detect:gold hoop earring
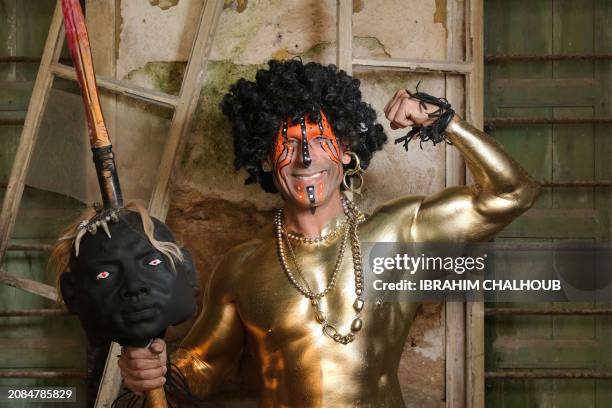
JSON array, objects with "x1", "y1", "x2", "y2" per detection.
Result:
[{"x1": 342, "y1": 151, "x2": 365, "y2": 195}]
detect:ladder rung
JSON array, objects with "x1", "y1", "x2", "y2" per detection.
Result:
[
  {"x1": 0, "y1": 270, "x2": 57, "y2": 301},
  {"x1": 0, "y1": 370, "x2": 86, "y2": 379},
  {"x1": 352, "y1": 57, "x2": 472, "y2": 75},
  {"x1": 0, "y1": 56, "x2": 43, "y2": 63},
  {"x1": 8, "y1": 244, "x2": 54, "y2": 252},
  {"x1": 0, "y1": 118, "x2": 25, "y2": 126},
  {"x1": 0, "y1": 309, "x2": 71, "y2": 317},
  {"x1": 50, "y1": 63, "x2": 180, "y2": 109},
  {"x1": 0, "y1": 56, "x2": 71, "y2": 64}
]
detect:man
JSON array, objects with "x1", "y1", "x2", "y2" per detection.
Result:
[{"x1": 118, "y1": 59, "x2": 540, "y2": 406}]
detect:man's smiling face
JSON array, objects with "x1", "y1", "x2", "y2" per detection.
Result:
[{"x1": 267, "y1": 112, "x2": 349, "y2": 210}]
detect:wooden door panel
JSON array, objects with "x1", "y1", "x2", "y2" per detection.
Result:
[
  {"x1": 485, "y1": 0, "x2": 612, "y2": 406},
  {"x1": 489, "y1": 79, "x2": 597, "y2": 107}
]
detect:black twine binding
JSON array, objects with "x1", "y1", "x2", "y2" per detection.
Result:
[{"x1": 394, "y1": 82, "x2": 455, "y2": 151}]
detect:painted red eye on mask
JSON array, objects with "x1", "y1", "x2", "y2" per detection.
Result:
[
  {"x1": 148, "y1": 259, "x2": 162, "y2": 266},
  {"x1": 96, "y1": 271, "x2": 110, "y2": 280}
]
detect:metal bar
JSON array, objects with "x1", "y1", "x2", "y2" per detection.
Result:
[
  {"x1": 0, "y1": 371, "x2": 86, "y2": 379},
  {"x1": 0, "y1": 118, "x2": 25, "y2": 126},
  {"x1": 0, "y1": 56, "x2": 41, "y2": 63},
  {"x1": 0, "y1": 270, "x2": 58, "y2": 301},
  {"x1": 352, "y1": 57, "x2": 472, "y2": 75},
  {"x1": 7, "y1": 244, "x2": 54, "y2": 252},
  {"x1": 541, "y1": 180, "x2": 612, "y2": 187},
  {"x1": 50, "y1": 62, "x2": 179, "y2": 109},
  {"x1": 0, "y1": 309, "x2": 71, "y2": 317},
  {"x1": 486, "y1": 308, "x2": 612, "y2": 316},
  {"x1": 486, "y1": 54, "x2": 612, "y2": 62},
  {"x1": 0, "y1": 56, "x2": 71, "y2": 64},
  {"x1": 485, "y1": 117, "x2": 612, "y2": 126},
  {"x1": 486, "y1": 371, "x2": 612, "y2": 380}
]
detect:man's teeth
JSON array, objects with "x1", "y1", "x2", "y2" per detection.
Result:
[{"x1": 295, "y1": 171, "x2": 323, "y2": 180}]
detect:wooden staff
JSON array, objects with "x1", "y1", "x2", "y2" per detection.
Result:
[
  {"x1": 61, "y1": 0, "x2": 123, "y2": 210},
  {"x1": 59, "y1": 1, "x2": 164, "y2": 407}
]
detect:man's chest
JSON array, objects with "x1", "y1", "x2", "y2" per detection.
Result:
[
  {"x1": 233, "y1": 218, "x2": 419, "y2": 341},
  {"x1": 235, "y1": 248, "x2": 417, "y2": 349}
]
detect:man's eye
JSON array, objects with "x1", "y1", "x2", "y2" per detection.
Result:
[
  {"x1": 148, "y1": 259, "x2": 162, "y2": 266},
  {"x1": 313, "y1": 137, "x2": 332, "y2": 147},
  {"x1": 96, "y1": 271, "x2": 110, "y2": 280}
]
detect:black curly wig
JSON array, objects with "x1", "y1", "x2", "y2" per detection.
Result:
[{"x1": 221, "y1": 58, "x2": 388, "y2": 193}]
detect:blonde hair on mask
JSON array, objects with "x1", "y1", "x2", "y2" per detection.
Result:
[{"x1": 49, "y1": 203, "x2": 184, "y2": 302}]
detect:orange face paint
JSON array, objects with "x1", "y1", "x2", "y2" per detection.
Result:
[{"x1": 271, "y1": 111, "x2": 341, "y2": 169}]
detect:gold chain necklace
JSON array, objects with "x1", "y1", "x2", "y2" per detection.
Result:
[
  {"x1": 283, "y1": 218, "x2": 348, "y2": 244},
  {"x1": 281, "y1": 222, "x2": 349, "y2": 299},
  {"x1": 274, "y1": 195, "x2": 366, "y2": 344}
]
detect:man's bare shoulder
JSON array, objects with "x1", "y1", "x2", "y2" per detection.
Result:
[
  {"x1": 369, "y1": 194, "x2": 425, "y2": 221},
  {"x1": 214, "y1": 223, "x2": 274, "y2": 282},
  {"x1": 361, "y1": 195, "x2": 426, "y2": 242}
]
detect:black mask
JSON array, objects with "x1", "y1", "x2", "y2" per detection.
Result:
[{"x1": 60, "y1": 210, "x2": 198, "y2": 347}]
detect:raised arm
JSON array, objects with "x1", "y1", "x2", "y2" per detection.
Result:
[{"x1": 384, "y1": 89, "x2": 540, "y2": 242}]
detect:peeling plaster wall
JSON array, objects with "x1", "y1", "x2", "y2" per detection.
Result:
[{"x1": 109, "y1": 1, "x2": 453, "y2": 406}]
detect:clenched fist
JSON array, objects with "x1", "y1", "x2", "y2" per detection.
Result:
[
  {"x1": 118, "y1": 338, "x2": 167, "y2": 394},
  {"x1": 384, "y1": 89, "x2": 439, "y2": 130}
]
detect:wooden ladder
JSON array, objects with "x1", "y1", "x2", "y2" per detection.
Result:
[
  {"x1": 0, "y1": 0, "x2": 224, "y2": 406},
  {"x1": 335, "y1": 1, "x2": 484, "y2": 407}
]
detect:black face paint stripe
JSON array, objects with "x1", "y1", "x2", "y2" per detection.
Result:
[
  {"x1": 300, "y1": 117, "x2": 312, "y2": 167},
  {"x1": 275, "y1": 120, "x2": 293, "y2": 173},
  {"x1": 306, "y1": 185, "x2": 316, "y2": 205}
]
